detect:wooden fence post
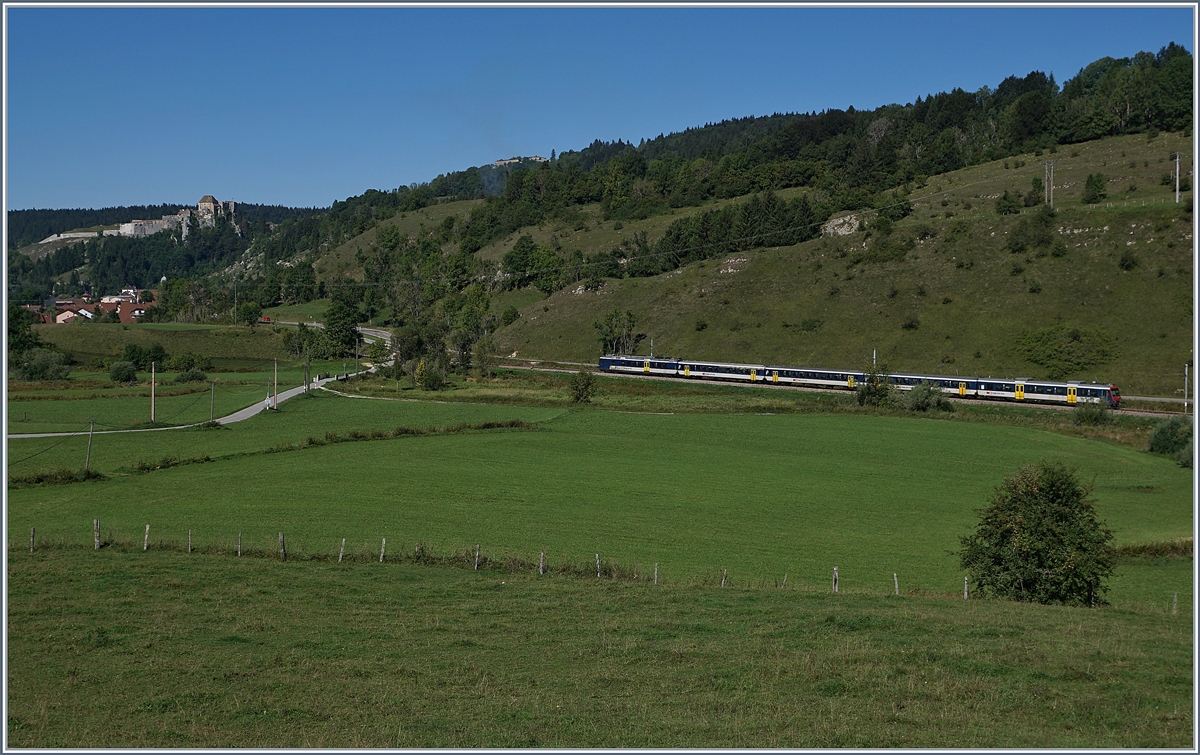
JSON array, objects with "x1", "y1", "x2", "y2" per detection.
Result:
[
  {"x1": 781, "y1": 573, "x2": 787, "y2": 589},
  {"x1": 380, "y1": 537, "x2": 386, "y2": 563},
  {"x1": 30, "y1": 527, "x2": 35, "y2": 554},
  {"x1": 894, "y1": 573, "x2": 899, "y2": 596},
  {"x1": 238, "y1": 531, "x2": 242, "y2": 557},
  {"x1": 94, "y1": 519, "x2": 100, "y2": 550},
  {"x1": 964, "y1": 576, "x2": 969, "y2": 600},
  {"x1": 474, "y1": 544, "x2": 480, "y2": 570},
  {"x1": 279, "y1": 532, "x2": 286, "y2": 561},
  {"x1": 721, "y1": 569, "x2": 727, "y2": 587},
  {"x1": 832, "y1": 566, "x2": 838, "y2": 593},
  {"x1": 539, "y1": 552, "x2": 545, "y2": 575},
  {"x1": 1173, "y1": 592, "x2": 1178, "y2": 615},
  {"x1": 188, "y1": 529, "x2": 192, "y2": 554},
  {"x1": 654, "y1": 563, "x2": 658, "y2": 585},
  {"x1": 596, "y1": 553, "x2": 601, "y2": 578},
  {"x1": 143, "y1": 524, "x2": 150, "y2": 551},
  {"x1": 338, "y1": 538, "x2": 345, "y2": 564}
]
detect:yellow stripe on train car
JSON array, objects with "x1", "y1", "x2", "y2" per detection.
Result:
[
  {"x1": 958, "y1": 382, "x2": 966, "y2": 396},
  {"x1": 773, "y1": 370, "x2": 778, "y2": 383},
  {"x1": 684, "y1": 365, "x2": 690, "y2": 377},
  {"x1": 750, "y1": 369, "x2": 757, "y2": 380},
  {"x1": 644, "y1": 360, "x2": 650, "y2": 373}
]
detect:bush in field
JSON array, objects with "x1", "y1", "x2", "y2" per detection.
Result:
[
  {"x1": 174, "y1": 368, "x2": 208, "y2": 384},
  {"x1": 164, "y1": 353, "x2": 212, "y2": 371},
  {"x1": 1072, "y1": 401, "x2": 1112, "y2": 426},
  {"x1": 959, "y1": 460, "x2": 1115, "y2": 606},
  {"x1": 1148, "y1": 415, "x2": 1192, "y2": 459},
  {"x1": 856, "y1": 365, "x2": 894, "y2": 407},
  {"x1": 109, "y1": 360, "x2": 138, "y2": 384},
  {"x1": 903, "y1": 381, "x2": 955, "y2": 412},
  {"x1": 13, "y1": 348, "x2": 71, "y2": 381},
  {"x1": 569, "y1": 367, "x2": 597, "y2": 403},
  {"x1": 413, "y1": 357, "x2": 446, "y2": 391}
]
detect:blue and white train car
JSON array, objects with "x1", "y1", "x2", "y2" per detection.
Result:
[
  {"x1": 763, "y1": 365, "x2": 864, "y2": 390},
  {"x1": 885, "y1": 372, "x2": 975, "y2": 396},
  {"x1": 674, "y1": 358, "x2": 766, "y2": 383},
  {"x1": 599, "y1": 355, "x2": 684, "y2": 377}
]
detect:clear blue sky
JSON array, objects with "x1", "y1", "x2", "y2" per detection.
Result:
[{"x1": 4, "y1": 5, "x2": 1194, "y2": 210}]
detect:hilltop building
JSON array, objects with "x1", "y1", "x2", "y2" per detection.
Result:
[
  {"x1": 492, "y1": 156, "x2": 549, "y2": 167},
  {"x1": 39, "y1": 195, "x2": 236, "y2": 244}
]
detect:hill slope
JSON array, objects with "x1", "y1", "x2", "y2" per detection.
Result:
[{"x1": 503, "y1": 133, "x2": 1193, "y2": 395}]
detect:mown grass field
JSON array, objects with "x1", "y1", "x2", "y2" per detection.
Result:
[
  {"x1": 4, "y1": 549, "x2": 1191, "y2": 748},
  {"x1": 6, "y1": 370, "x2": 1194, "y2": 747},
  {"x1": 8, "y1": 383, "x2": 1191, "y2": 597}
]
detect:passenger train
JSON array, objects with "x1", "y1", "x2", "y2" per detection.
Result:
[{"x1": 597, "y1": 355, "x2": 1122, "y2": 408}]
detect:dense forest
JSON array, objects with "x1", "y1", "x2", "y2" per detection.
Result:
[{"x1": 9, "y1": 43, "x2": 1191, "y2": 361}]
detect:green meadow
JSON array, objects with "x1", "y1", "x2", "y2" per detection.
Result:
[
  {"x1": 7, "y1": 362, "x2": 1193, "y2": 747},
  {"x1": 9, "y1": 385, "x2": 1191, "y2": 597},
  {"x1": 6, "y1": 549, "x2": 1192, "y2": 748}
]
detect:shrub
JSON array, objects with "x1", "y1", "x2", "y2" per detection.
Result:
[
  {"x1": 109, "y1": 360, "x2": 138, "y2": 384},
  {"x1": 501, "y1": 306, "x2": 521, "y2": 327},
  {"x1": 569, "y1": 367, "x2": 597, "y2": 403},
  {"x1": 856, "y1": 365, "x2": 893, "y2": 407},
  {"x1": 1177, "y1": 439, "x2": 1193, "y2": 468},
  {"x1": 1118, "y1": 250, "x2": 1139, "y2": 271},
  {"x1": 995, "y1": 189, "x2": 1022, "y2": 215},
  {"x1": 958, "y1": 460, "x2": 1115, "y2": 606},
  {"x1": 1081, "y1": 173, "x2": 1107, "y2": 204},
  {"x1": 1072, "y1": 401, "x2": 1111, "y2": 426},
  {"x1": 1148, "y1": 415, "x2": 1192, "y2": 457},
  {"x1": 413, "y1": 358, "x2": 446, "y2": 391},
  {"x1": 13, "y1": 348, "x2": 71, "y2": 380},
  {"x1": 174, "y1": 368, "x2": 208, "y2": 384},
  {"x1": 904, "y1": 381, "x2": 954, "y2": 412}
]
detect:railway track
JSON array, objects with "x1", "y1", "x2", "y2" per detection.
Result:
[{"x1": 496, "y1": 359, "x2": 1190, "y2": 417}]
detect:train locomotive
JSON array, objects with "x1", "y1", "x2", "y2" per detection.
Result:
[{"x1": 597, "y1": 355, "x2": 1122, "y2": 408}]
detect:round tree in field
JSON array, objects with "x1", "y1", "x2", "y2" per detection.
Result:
[{"x1": 958, "y1": 460, "x2": 1115, "y2": 606}]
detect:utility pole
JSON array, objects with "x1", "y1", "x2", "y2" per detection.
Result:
[
  {"x1": 85, "y1": 417, "x2": 95, "y2": 473},
  {"x1": 273, "y1": 358, "x2": 278, "y2": 410},
  {"x1": 210, "y1": 381, "x2": 215, "y2": 421},
  {"x1": 1174, "y1": 152, "x2": 1181, "y2": 203},
  {"x1": 1043, "y1": 160, "x2": 1055, "y2": 207},
  {"x1": 355, "y1": 338, "x2": 359, "y2": 378},
  {"x1": 150, "y1": 361, "x2": 156, "y2": 422},
  {"x1": 233, "y1": 281, "x2": 237, "y2": 324},
  {"x1": 1185, "y1": 363, "x2": 1189, "y2": 415}
]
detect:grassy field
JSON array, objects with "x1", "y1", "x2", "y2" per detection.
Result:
[
  {"x1": 6, "y1": 364, "x2": 1194, "y2": 747},
  {"x1": 34, "y1": 322, "x2": 293, "y2": 362},
  {"x1": 260, "y1": 299, "x2": 330, "y2": 323},
  {"x1": 6, "y1": 548, "x2": 1192, "y2": 747},
  {"x1": 6, "y1": 361, "x2": 350, "y2": 435},
  {"x1": 8, "y1": 384, "x2": 1191, "y2": 596}
]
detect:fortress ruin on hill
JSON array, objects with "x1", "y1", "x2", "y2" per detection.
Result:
[{"x1": 38, "y1": 195, "x2": 237, "y2": 244}]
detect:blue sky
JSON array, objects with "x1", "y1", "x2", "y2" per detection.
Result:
[{"x1": 4, "y1": 5, "x2": 1194, "y2": 210}]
